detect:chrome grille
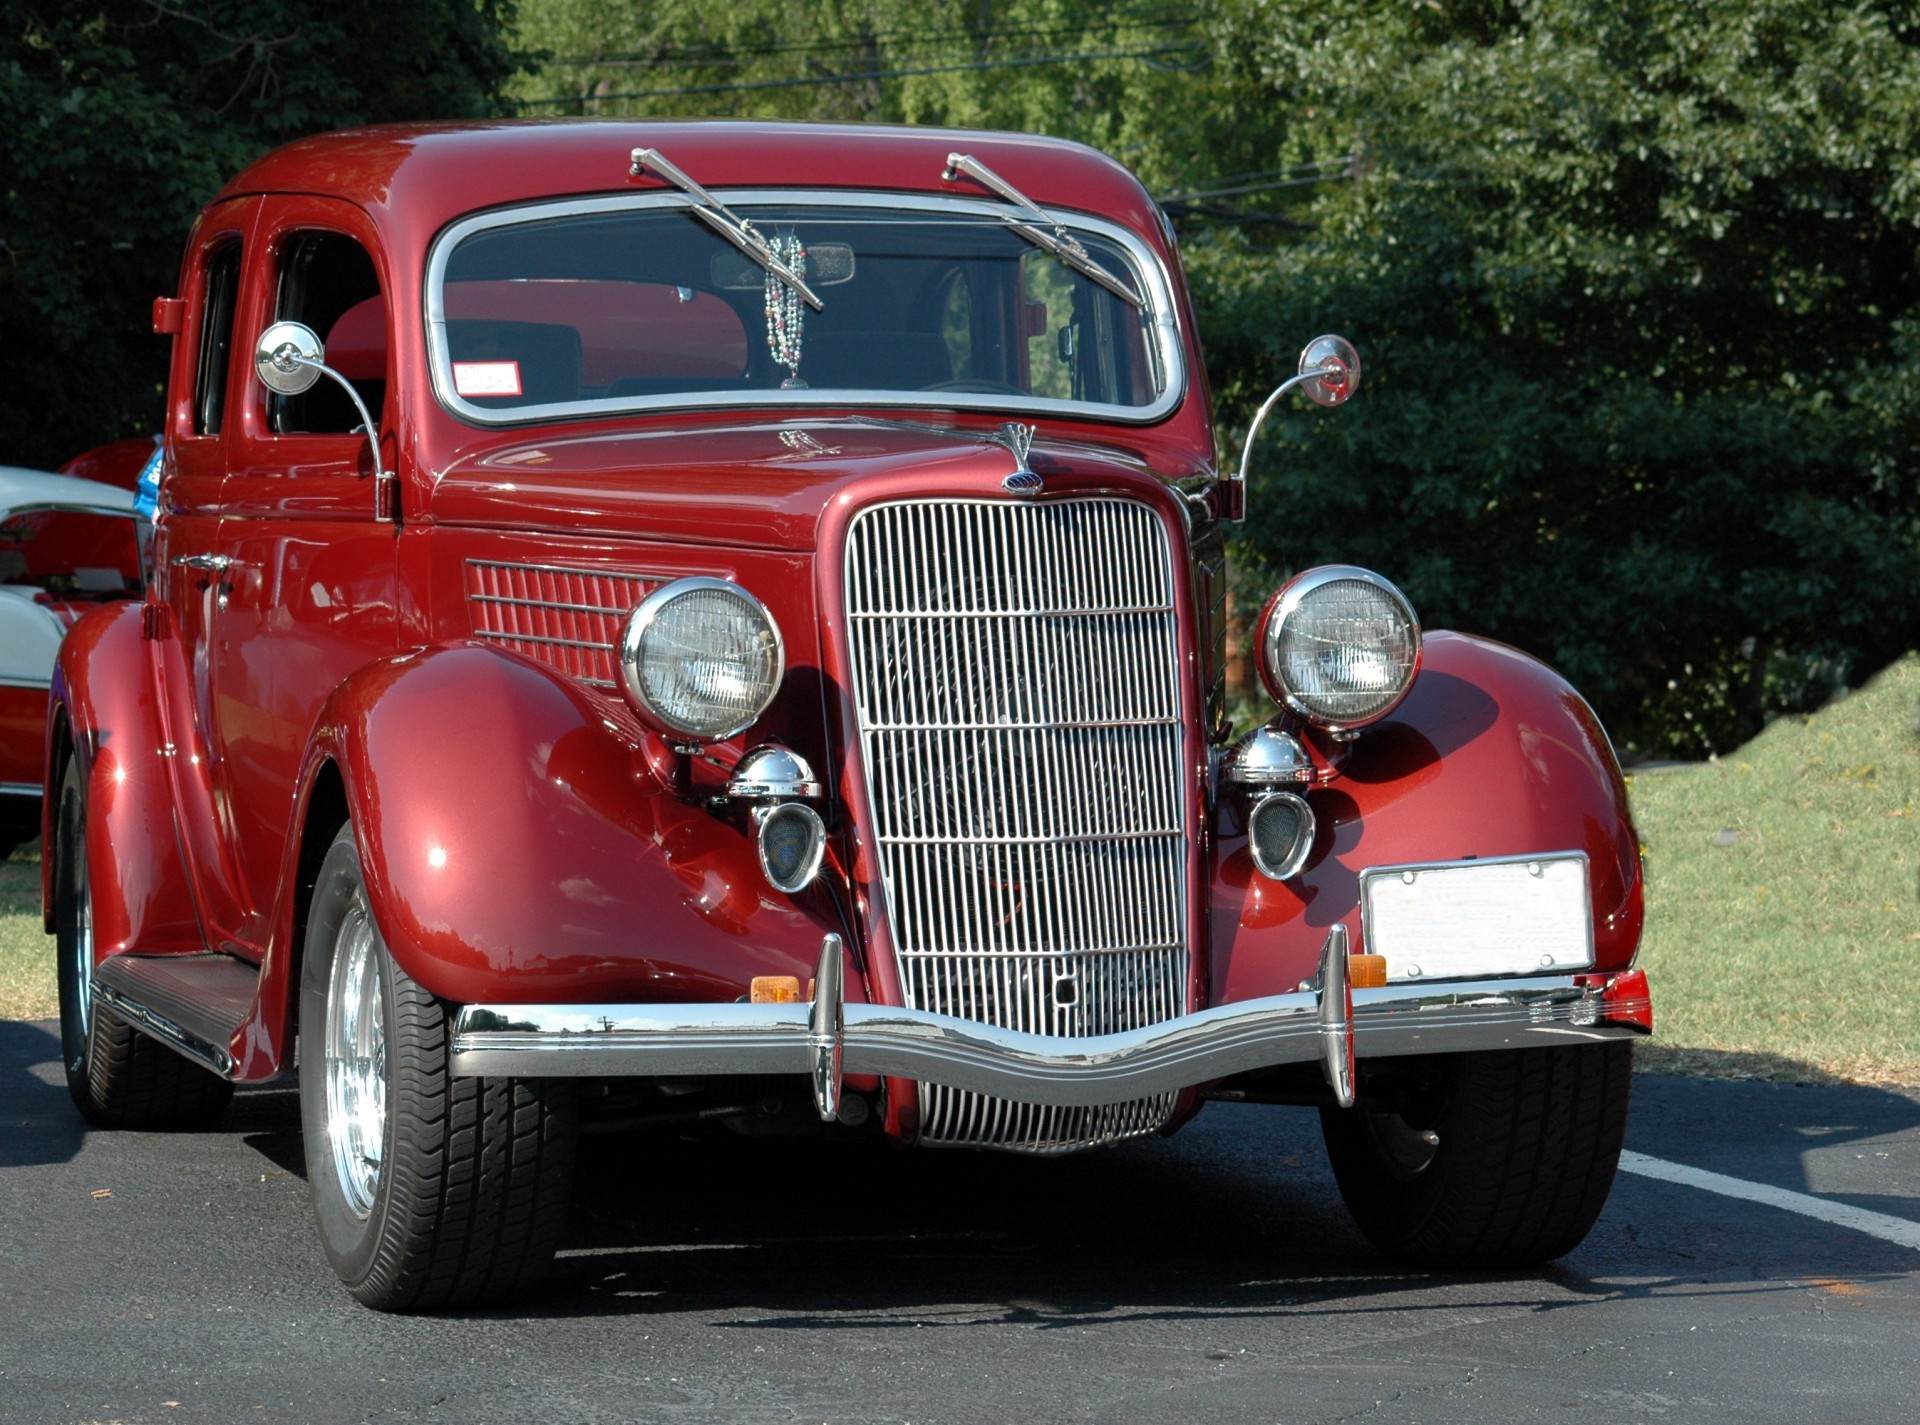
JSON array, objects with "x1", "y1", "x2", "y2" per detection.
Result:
[
  {"x1": 844, "y1": 498, "x2": 1190, "y2": 1153},
  {"x1": 465, "y1": 560, "x2": 655, "y2": 688}
]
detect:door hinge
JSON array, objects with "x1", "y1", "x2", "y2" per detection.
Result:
[{"x1": 141, "y1": 602, "x2": 171, "y2": 641}]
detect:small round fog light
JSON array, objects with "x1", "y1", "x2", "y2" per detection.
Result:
[
  {"x1": 756, "y1": 802, "x2": 826, "y2": 893},
  {"x1": 1247, "y1": 790, "x2": 1315, "y2": 881}
]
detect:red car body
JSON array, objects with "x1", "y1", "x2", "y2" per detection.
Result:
[{"x1": 48, "y1": 121, "x2": 1650, "y2": 1310}]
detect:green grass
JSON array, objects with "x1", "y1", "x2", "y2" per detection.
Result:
[
  {"x1": 0, "y1": 844, "x2": 50, "y2": 1022},
  {"x1": 4, "y1": 656, "x2": 1916, "y2": 1084},
  {"x1": 1630, "y1": 651, "x2": 1920, "y2": 1086}
]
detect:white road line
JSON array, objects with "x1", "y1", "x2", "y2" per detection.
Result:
[{"x1": 1619, "y1": 1150, "x2": 1920, "y2": 1253}]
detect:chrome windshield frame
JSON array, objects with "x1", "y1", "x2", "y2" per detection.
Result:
[{"x1": 423, "y1": 189, "x2": 1187, "y2": 429}]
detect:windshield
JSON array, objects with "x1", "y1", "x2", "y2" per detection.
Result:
[{"x1": 425, "y1": 193, "x2": 1182, "y2": 425}]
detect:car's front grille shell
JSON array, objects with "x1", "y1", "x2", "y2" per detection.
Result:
[{"x1": 842, "y1": 498, "x2": 1190, "y2": 1153}]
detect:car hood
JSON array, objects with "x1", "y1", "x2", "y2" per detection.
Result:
[{"x1": 428, "y1": 418, "x2": 1183, "y2": 552}]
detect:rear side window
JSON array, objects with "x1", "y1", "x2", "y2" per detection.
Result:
[
  {"x1": 271, "y1": 231, "x2": 385, "y2": 436},
  {"x1": 194, "y1": 242, "x2": 242, "y2": 436}
]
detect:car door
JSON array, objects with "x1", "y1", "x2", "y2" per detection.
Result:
[
  {"x1": 206, "y1": 197, "x2": 402, "y2": 939},
  {"x1": 152, "y1": 199, "x2": 260, "y2": 954}
]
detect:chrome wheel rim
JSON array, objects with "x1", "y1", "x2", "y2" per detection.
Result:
[
  {"x1": 324, "y1": 893, "x2": 386, "y2": 1219},
  {"x1": 74, "y1": 842, "x2": 93, "y2": 1047}
]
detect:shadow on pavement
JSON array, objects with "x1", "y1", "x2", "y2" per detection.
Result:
[
  {"x1": 0, "y1": 1017, "x2": 85, "y2": 1167},
  {"x1": 474, "y1": 1078, "x2": 1920, "y2": 1324}
]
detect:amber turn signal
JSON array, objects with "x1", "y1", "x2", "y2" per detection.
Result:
[
  {"x1": 750, "y1": 976, "x2": 801, "y2": 1004},
  {"x1": 1348, "y1": 954, "x2": 1388, "y2": 989}
]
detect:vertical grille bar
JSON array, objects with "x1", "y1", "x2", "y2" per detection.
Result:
[{"x1": 843, "y1": 499, "x2": 1190, "y2": 1153}]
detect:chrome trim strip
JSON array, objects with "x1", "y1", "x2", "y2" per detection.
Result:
[
  {"x1": 0, "y1": 674, "x2": 53, "y2": 690},
  {"x1": 449, "y1": 973, "x2": 1646, "y2": 1099},
  {"x1": 89, "y1": 981, "x2": 233, "y2": 1078},
  {"x1": 0, "y1": 781, "x2": 40, "y2": 798},
  {"x1": 471, "y1": 593, "x2": 636, "y2": 617},
  {"x1": 473, "y1": 629, "x2": 616, "y2": 653},
  {"x1": 424, "y1": 189, "x2": 1185, "y2": 428}
]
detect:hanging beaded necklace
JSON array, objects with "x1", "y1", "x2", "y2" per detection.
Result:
[{"x1": 763, "y1": 233, "x2": 808, "y2": 388}]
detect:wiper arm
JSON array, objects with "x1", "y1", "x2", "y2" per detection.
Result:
[
  {"x1": 630, "y1": 147, "x2": 824, "y2": 311},
  {"x1": 941, "y1": 152, "x2": 1144, "y2": 309}
]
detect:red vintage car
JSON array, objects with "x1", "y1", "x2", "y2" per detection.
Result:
[{"x1": 48, "y1": 121, "x2": 1651, "y2": 1311}]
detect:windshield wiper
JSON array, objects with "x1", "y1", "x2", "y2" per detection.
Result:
[
  {"x1": 940, "y1": 152, "x2": 1144, "y2": 309},
  {"x1": 630, "y1": 147, "x2": 824, "y2": 311}
]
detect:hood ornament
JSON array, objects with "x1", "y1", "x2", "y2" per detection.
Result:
[{"x1": 998, "y1": 422, "x2": 1042, "y2": 494}]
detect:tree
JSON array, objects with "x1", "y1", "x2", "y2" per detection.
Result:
[
  {"x1": 0, "y1": 1, "x2": 525, "y2": 471},
  {"x1": 1203, "y1": 0, "x2": 1920, "y2": 753}
]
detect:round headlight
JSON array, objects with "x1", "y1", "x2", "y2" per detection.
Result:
[
  {"x1": 619, "y1": 577, "x2": 784, "y2": 742},
  {"x1": 1258, "y1": 566, "x2": 1421, "y2": 730}
]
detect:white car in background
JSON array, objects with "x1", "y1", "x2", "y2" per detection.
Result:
[{"x1": 0, "y1": 465, "x2": 142, "y2": 858}]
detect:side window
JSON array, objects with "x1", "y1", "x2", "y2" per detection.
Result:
[
  {"x1": 194, "y1": 241, "x2": 242, "y2": 435},
  {"x1": 270, "y1": 231, "x2": 386, "y2": 435}
]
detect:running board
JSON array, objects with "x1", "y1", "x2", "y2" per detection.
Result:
[{"x1": 91, "y1": 953, "x2": 260, "y2": 1078}]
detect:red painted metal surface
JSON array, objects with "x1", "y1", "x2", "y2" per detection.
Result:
[
  {"x1": 56, "y1": 437, "x2": 154, "y2": 492},
  {"x1": 1211, "y1": 631, "x2": 1645, "y2": 1006},
  {"x1": 0, "y1": 686, "x2": 45, "y2": 790},
  {"x1": 44, "y1": 603, "x2": 203, "y2": 955}
]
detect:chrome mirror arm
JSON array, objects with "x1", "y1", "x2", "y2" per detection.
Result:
[
  {"x1": 255, "y1": 320, "x2": 396, "y2": 523},
  {"x1": 1227, "y1": 335, "x2": 1362, "y2": 524}
]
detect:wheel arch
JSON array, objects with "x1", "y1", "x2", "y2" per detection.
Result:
[{"x1": 288, "y1": 642, "x2": 845, "y2": 1010}]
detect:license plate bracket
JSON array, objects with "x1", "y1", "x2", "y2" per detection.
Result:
[{"x1": 1359, "y1": 852, "x2": 1593, "y2": 983}]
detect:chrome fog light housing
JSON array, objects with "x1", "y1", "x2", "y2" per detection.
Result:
[
  {"x1": 727, "y1": 744, "x2": 823, "y2": 800},
  {"x1": 1223, "y1": 727, "x2": 1313, "y2": 789},
  {"x1": 1258, "y1": 565, "x2": 1421, "y2": 731},
  {"x1": 755, "y1": 802, "x2": 827, "y2": 893},
  {"x1": 619, "y1": 577, "x2": 784, "y2": 742},
  {"x1": 1247, "y1": 790, "x2": 1315, "y2": 881}
]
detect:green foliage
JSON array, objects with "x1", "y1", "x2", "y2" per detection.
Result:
[
  {"x1": 1206, "y1": 0, "x2": 1920, "y2": 753},
  {"x1": 0, "y1": 1, "x2": 526, "y2": 471},
  {"x1": 510, "y1": 0, "x2": 1920, "y2": 753}
]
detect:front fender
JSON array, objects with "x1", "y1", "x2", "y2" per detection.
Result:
[
  {"x1": 1212, "y1": 631, "x2": 1644, "y2": 1004},
  {"x1": 310, "y1": 644, "x2": 850, "y2": 1007},
  {"x1": 45, "y1": 600, "x2": 201, "y2": 952}
]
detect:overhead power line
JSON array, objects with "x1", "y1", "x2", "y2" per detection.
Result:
[
  {"x1": 538, "y1": 8, "x2": 1198, "y2": 68},
  {"x1": 511, "y1": 43, "x2": 1208, "y2": 109}
]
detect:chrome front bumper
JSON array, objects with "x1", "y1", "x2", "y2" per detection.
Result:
[{"x1": 450, "y1": 929, "x2": 1652, "y2": 1118}]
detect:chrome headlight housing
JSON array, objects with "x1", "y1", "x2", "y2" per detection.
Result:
[
  {"x1": 1258, "y1": 565, "x2": 1421, "y2": 730},
  {"x1": 619, "y1": 577, "x2": 784, "y2": 742}
]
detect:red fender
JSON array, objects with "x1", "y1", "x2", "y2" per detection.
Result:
[
  {"x1": 302, "y1": 643, "x2": 853, "y2": 1010},
  {"x1": 45, "y1": 601, "x2": 202, "y2": 954},
  {"x1": 1211, "y1": 631, "x2": 1644, "y2": 1004}
]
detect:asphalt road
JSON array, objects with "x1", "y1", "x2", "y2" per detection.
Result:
[{"x1": 4, "y1": 1016, "x2": 1918, "y2": 1425}]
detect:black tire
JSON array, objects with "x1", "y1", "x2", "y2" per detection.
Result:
[
  {"x1": 1320, "y1": 1043, "x2": 1633, "y2": 1268},
  {"x1": 299, "y1": 824, "x2": 576, "y2": 1312},
  {"x1": 55, "y1": 758, "x2": 233, "y2": 1129}
]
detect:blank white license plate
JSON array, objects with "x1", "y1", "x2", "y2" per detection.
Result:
[{"x1": 1360, "y1": 853, "x2": 1593, "y2": 982}]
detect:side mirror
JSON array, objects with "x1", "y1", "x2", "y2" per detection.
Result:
[
  {"x1": 1297, "y1": 334, "x2": 1361, "y2": 408},
  {"x1": 254, "y1": 320, "x2": 327, "y2": 395},
  {"x1": 1227, "y1": 334, "x2": 1363, "y2": 520},
  {"x1": 251, "y1": 321, "x2": 395, "y2": 522}
]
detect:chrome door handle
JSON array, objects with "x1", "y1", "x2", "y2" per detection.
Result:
[{"x1": 171, "y1": 553, "x2": 239, "y2": 572}]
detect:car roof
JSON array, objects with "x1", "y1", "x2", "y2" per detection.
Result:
[
  {"x1": 0, "y1": 467, "x2": 138, "y2": 522},
  {"x1": 216, "y1": 120, "x2": 1169, "y2": 248}
]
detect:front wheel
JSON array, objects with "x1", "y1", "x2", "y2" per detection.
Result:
[
  {"x1": 299, "y1": 824, "x2": 576, "y2": 1311},
  {"x1": 1319, "y1": 1043, "x2": 1632, "y2": 1268}
]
